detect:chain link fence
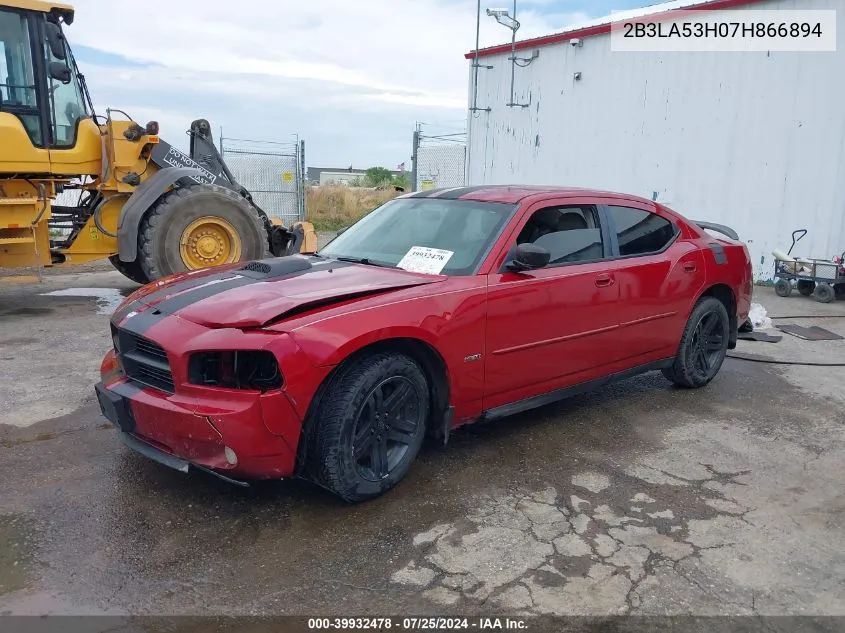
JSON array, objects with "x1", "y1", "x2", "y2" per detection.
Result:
[
  {"x1": 411, "y1": 124, "x2": 467, "y2": 191},
  {"x1": 220, "y1": 136, "x2": 306, "y2": 226}
]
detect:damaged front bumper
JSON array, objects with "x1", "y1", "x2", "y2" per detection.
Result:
[
  {"x1": 117, "y1": 431, "x2": 250, "y2": 487},
  {"x1": 94, "y1": 375, "x2": 301, "y2": 487}
]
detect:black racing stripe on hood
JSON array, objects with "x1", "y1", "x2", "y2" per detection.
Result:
[
  {"x1": 112, "y1": 270, "x2": 241, "y2": 323},
  {"x1": 115, "y1": 258, "x2": 351, "y2": 335},
  {"x1": 152, "y1": 275, "x2": 263, "y2": 315},
  {"x1": 118, "y1": 305, "x2": 170, "y2": 337},
  {"x1": 134, "y1": 271, "x2": 240, "y2": 307}
]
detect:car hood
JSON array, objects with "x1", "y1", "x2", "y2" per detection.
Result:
[{"x1": 116, "y1": 256, "x2": 445, "y2": 329}]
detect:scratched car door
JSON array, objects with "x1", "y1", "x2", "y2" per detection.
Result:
[{"x1": 483, "y1": 198, "x2": 622, "y2": 411}]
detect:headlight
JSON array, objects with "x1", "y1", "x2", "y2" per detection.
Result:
[{"x1": 188, "y1": 351, "x2": 283, "y2": 392}]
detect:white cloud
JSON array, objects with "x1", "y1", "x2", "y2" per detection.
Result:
[{"x1": 65, "y1": 0, "x2": 590, "y2": 165}]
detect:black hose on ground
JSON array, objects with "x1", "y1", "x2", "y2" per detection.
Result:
[
  {"x1": 769, "y1": 315, "x2": 845, "y2": 320},
  {"x1": 727, "y1": 353, "x2": 845, "y2": 367}
]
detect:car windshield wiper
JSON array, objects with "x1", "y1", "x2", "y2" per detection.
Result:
[{"x1": 333, "y1": 256, "x2": 393, "y2": 268}]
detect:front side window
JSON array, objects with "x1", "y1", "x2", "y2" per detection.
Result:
[
  {"x1": 0, "y1": 9, "x2": 41, "y2": 144},
  {"x1": 607, "y1": 206, "x2": 677, "y2": 256},
  {"x1": 319, "y1": 198, "x2": 517, "y2": 276},
  {"x1": 44, "y1": 28, "x2": 87, "y2": 147},
  {"x1": 515, "y1": 205, "x2": 605, "y2": 265}
]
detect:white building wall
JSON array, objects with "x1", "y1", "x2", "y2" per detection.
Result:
[{"x1": 466, "y1": 0, "x2": 845, "y2": 280}]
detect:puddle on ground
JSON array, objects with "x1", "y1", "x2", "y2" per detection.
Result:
[
  {"x1": 0, "y1": 514, "x2": 36, "y2": 596},
  {"x1": 39, "y1": 288, "x2": 125, "y2": 315},
  {"x1": 0, "y1": 307, "x2": 53, "y2": 319}
]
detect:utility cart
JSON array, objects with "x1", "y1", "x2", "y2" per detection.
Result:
[{"x1": 773, "y1": 230, "x2": 845, "y2": 303}]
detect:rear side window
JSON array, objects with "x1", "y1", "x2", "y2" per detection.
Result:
[{"x1": 607, "y1": 205, "x2": 677, "y2": 256}]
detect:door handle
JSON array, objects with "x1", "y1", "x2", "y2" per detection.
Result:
[
  {"x1": 683, "y1": 262, "x2": 697, "y2": 273},
  {"x1": 594, "y1": 274, "x2": 615, "y2": 288}
]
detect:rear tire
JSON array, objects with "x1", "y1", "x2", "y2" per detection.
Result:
[
  {"x1": 137, "y1": 184, "x2": 270, "y2": 280},
  {"x1": 108, "y1": 255, "x2": 150, "y2": 285},
  {"x1": 774, "y1": 279, "x2": 792, "y2": 297},
  {"x1": 662, "y1": 296, "x2": 730, "y2": 389},
  {"x1": 307, "y1": 352, "x2": 429, "y2": 502}
]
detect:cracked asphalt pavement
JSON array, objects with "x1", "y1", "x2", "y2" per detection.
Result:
[{"x1": 1, "y1": 269, "x2": 844, "y2": 618}]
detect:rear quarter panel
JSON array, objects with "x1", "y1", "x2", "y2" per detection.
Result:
[
  {"x1": 706, "y1": 241, "x2": 753, "y2": 323},
  {"x1": 658, "y1": 205, "x2": 752, "y2": 325}
]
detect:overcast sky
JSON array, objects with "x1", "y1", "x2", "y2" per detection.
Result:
[{"x1": 68, "y1": 0, "x2": 651, "y2": 169}]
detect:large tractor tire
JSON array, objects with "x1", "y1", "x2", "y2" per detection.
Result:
[
  {"x1": 137, "y1": 184, "x2": 270, "y2": 280},
  {"x1": 108, "y1": 255, "x2": 150, "y2": 285}
]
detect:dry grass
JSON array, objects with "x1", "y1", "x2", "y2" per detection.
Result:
[{"x1": 305, "y1": 185, "x2": 398, "y2": 231}]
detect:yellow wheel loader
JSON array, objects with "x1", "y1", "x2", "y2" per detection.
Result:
[{"x1": 0, "y1": 0, "x2": 316, "y2": 284}]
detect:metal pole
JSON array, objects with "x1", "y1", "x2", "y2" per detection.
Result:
[
  {"x1": 508, "y1": 0, "x2": 517, "y2": 106},
  {"x1": 471, "y1": 0, "x2": 481, "y2": 111},
  {"x1": 299, "y1": 139, "x2": 306, "y2": 222},
  {"x1": 411, "y1": 130, "x2": 420, "y2": 192},
  {"x1": 219, "y1": 126, "x2": 224, "y2": 155}
]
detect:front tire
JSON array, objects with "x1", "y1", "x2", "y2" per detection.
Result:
[
  {"x1": 137, "y1": 184, "x2": 270, "y2": 280},
  {"x1": 307, "y1": 353, "x2": 430, "y2": 502},
  {"x1": 662, "y1": 297, "x2": 730, "y2": 389}
]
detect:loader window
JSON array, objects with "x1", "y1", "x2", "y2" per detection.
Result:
[
  {"x1": 44, "y1": 33, "x2": 87, "y2": 148},
  {"x1": 0, "y1": 9, "x2": 42, "y2": 144}
]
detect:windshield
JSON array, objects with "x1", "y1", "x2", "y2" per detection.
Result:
[{"x1": 319, "y1": 197, "x2": 517, "y2": 276}]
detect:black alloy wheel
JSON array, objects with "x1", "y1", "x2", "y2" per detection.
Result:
[
  {"x1": 352, "y1": 376, "x2": 423, "y2": 482},
  {"x1": 663, "y1": 296, "x2": 730, "y2": 389},
  {"x1": 307, "y1": 352, "x2": 430, "y2": 502},
  {"x1": 688, "y1": 310, "x2": 726, "y2": 381}
]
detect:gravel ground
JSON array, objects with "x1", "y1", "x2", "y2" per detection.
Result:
[{"x1": 1, "y1": 270, "x2": 844, "y2": 623}]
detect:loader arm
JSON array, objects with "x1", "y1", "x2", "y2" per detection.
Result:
[{"x1": 116, "y1": 119, "x2": 307, "y2": 263}]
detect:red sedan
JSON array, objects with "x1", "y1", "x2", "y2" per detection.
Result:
[{"x1": 96, "y1": 186, "x2": 752, "y2": 501}]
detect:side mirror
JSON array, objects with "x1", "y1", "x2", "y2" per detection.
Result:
[
  {"x1": 45, "y1": 22, "x2": 66, "y2": 60},
  {"x1": 507, "y1": 243, "x2": 550, "y2": 271},
  {"x1": 48, "y1": 61, "x2": 71, "y2": 84}
]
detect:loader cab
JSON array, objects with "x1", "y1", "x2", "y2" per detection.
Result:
[{"x1": 0, "y1": 2, "x2": 95, "y2": 174}]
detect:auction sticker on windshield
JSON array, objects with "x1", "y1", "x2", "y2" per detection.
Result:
[{"x1": 397, "y1": 246, "x2": 454, "y2": 275}]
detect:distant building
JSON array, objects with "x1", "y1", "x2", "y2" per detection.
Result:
[{"x1": 307, "y1": 166, "x2": 404, "y2": 186}]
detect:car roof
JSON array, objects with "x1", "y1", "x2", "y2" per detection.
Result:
[{"x1": 400, "y1": 185, "x2": 655, "y2": 206}]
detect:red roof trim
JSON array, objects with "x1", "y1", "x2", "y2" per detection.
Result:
[{"x1": 464, "y1": 0, "x2": 765, "y2": 59}]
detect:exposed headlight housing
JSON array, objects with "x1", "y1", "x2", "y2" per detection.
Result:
[{"x1": 188, "y1": 351, "x2": 283, "y2": 392}]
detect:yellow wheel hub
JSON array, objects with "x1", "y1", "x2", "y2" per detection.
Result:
[{"x1": 179, "y1": 217, "x2": 243, "y2": 270}]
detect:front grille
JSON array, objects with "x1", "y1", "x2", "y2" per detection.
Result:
[
  {"x1": 135, "y1": 336, "x2": 169, "y2": 361},
  {"x1": 111, "y1": 324, "x2": 175, "y2": 393}
]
